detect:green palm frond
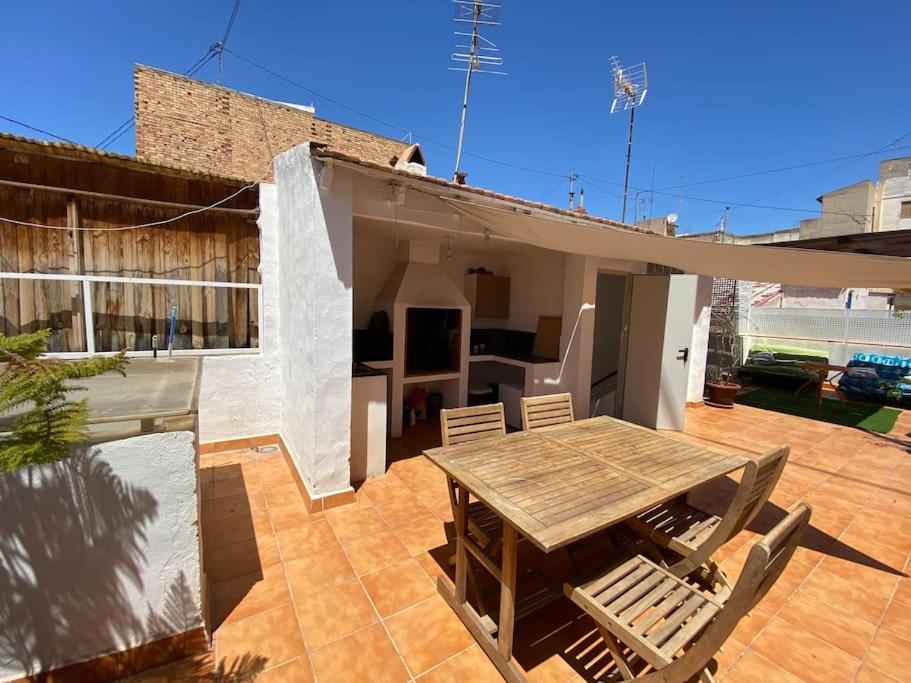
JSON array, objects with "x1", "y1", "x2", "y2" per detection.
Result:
[{"x1": 0, "y1": 330, "x2": 129, "y2": 473}]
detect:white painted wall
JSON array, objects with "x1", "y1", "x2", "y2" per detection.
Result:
[
  {"x1": 557, "y1": 255, "x2": 599, "y2": 418},
  {"x1": 686, "y1": 275, "x2": 713, "y2": 403},
  {"x1": 502, "y1": 248, "x2": 565, "y2": 332},
  {"x1": 275, "y1": 145, "x2": 354, "y2": 499},
  {"x1": 0, "y1": 432, "x2": 201, "y2": 680},
  {"x1": 197, "y1": 184, "x2": 282, "y2": 443}
]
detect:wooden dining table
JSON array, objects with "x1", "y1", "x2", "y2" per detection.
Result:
[{"x1": 423, "y1": 415, "x2": 747, "y2": 682}]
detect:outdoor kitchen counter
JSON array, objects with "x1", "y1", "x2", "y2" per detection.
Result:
[{"x1": 468, "y1": 352, "x2": 559, "y2": 368}]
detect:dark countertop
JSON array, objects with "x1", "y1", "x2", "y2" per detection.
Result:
[
  {"x1": 469, "y1": 352, "x2": 558, "y2": 365},
  {"x1": 353, "y1": 362, "x2": 386, "y2": 378}
]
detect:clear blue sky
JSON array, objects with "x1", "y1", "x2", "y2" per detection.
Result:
[{"x1": 2, "y1": 1, "x2": 909, "y2": 234}]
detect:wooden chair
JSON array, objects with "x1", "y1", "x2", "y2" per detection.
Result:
[
  {"x1": 439, "y1": 403, "x2": 507, "y2": 547},
  {"x1": 626, "y1": 444, "x2": 789, "y2": 579},
  {"x1": 520, "y1": 392, "x2": 575, "y2": 431},
  {"x1": 564, "y1": 503, "x2": 812, "y2": 681},
  {"x1": 439, "y1": 404, "x2": 508, "y2": 612}
]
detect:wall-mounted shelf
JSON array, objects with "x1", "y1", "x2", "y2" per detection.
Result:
[{"x1": 403, "y1": 371, "x2": 461, "y2": 384}]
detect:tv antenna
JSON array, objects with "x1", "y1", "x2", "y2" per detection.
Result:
[
  {"x1": 450, "y1": 0, "x2": 506, "y2": 183},
  {"x1": 568, "y1": 172, "x2": 580, "y2": 209},
  {"x1": 609, "y1": 56, "x2": 648, "y2": 224}
]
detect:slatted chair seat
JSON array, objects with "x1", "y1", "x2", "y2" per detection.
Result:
[
  {"x1": 565, "y1": 503, "x2": 812, "y2": 681},
  {"x1": 626, "y1": 444, "x2": 790, "y2": 579},
  {"x1": 567, "y1": 555, "x2": 724, "y2": 669},
  {"x1": 633, "y1": 501, "x2": 722, "y2": 555},
  {"x1": 521, "y1": 392, "x2": 575, "y2": 431}
]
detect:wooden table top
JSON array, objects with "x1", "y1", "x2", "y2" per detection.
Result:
[{"x1": 424, "y1": 415, "x2": 747, "y2": 552}]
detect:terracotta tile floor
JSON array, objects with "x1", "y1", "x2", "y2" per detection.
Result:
[{"x1": 128, "y1": 404, "x2": 911, "y2": 682}]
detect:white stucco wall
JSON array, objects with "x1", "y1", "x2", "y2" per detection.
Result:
[
  {"x1": 198, "y1": 184, "x2": 282, "y2": 443},
  {"x1": 0, "y1": 432, "x2": 202, "y2": 680},
  {"x1": 275, "y1": 145, "x2": 354, "y2": 499},
  {"x1": 502, "y1": 248, "x2": 566, "y2": 332}
]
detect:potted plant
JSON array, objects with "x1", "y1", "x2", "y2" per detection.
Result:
[{"x1": 705, "y1": 304, "x2": 741, "y2": 408}]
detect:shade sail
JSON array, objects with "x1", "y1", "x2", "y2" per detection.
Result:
[{"x1": 449, "y1": 201, "x2": 911, "y2": 289}]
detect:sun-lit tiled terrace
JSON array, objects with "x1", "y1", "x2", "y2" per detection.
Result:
[{"x1": 127, "y1": 403, "x2": 911, "y2": 682}]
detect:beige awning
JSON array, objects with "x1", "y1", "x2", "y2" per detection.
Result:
[{"x1": 449, "y1": 201, "x2": 911, "y2": 289}]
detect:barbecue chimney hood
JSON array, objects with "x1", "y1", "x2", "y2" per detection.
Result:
[
  {"x1": 374, "y1": 241, "x2": 469, "y2": 311},
  {"x1": 372, "y1": 240, "x2": 470, "y2": 438}
]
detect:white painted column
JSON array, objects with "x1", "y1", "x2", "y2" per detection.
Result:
[
  {"x1": 686, "y1": 275, "x2": 713, "y2": 403},
  {"x1": 558, "y1": 254, "x2": 599, "y2": 418},
  {"x1": 275, "y1": 145, "x2": 354, "y2": 499}
]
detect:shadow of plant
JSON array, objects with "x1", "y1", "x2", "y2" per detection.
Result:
[{"x1": 0, "y1": 449, "x2": 161, "y2": 677}]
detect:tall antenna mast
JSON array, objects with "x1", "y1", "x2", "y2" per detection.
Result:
[
  {"x1": 609, "y1": 56, "x2": 648, "y2": 224},
  {"x1": 450, "y1": 0, "x2": 506, "y2": 183},
  {"x1": 568, "y1": 172, "x2": 579, "y2": 209}
]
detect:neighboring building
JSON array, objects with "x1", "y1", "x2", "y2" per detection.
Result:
[
  {"x1": 680, "y1": 156, "x2": 911, "y2": 310},
  {"x1": 134, "y1": 64, "x2": 406, "y2": 181},
  {"x1": 634, "y1": 215, "x2": 678, "y2": 236}
]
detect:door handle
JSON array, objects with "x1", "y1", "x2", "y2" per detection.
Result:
[{"x1": 677, "y1": 347, "x2": 689, "y2": 363}]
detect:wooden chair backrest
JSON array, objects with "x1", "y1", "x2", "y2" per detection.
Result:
[
  {"x1": 670, "y1": 444, "x2": 789, "y2": 577},
  {"x1": 647, "y1": 503, "x2": 812, "y2": 682},
  {"x1": 520, "y1": 393, "x2": 575, "y2": 431},
  {"x1": 440, "y1": 403, "x2": 506, "y2": 447}
]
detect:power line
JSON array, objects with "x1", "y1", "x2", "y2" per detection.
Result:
[
  {"x1": 96, "y1": 49, "x2": 218, "y2": 150},
  {"x1": 214, "y1": 0, "x2": 243, "y2": 84},
  {"x1": 581, "y1": 175, "x2": 872, "y2": 220},
  {"x1": 741, "y1": 129, "x2": 911, "y2": 206},
  {"x1": 222, "y1": 48, "x2": 567, "y2": 179},
  {"x1": 220, "y1": 0, "x2": 242, "y2": 45},
  {"x1": 0, "y1": 171, "x2": 267, "y2": 232},
  {"x1": 97, "y1": 0, "x2": 243, "y2": 151},
  {"x1": 652, "y1": 144, "x2": 911, "y2": 191},
  {"x1": 536, "y1": 177, "x2": 566, "y2": 203},
  {"x1": 0, "y1": 114, "x2": 76, "y2": 144}
]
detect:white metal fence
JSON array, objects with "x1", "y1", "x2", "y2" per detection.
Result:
[
  {"x1": 745, "y1": 308, "x2": 911, "y2": 347},
  {"x1": 0, "y1": 272, "x2": 263, "y2": 358}
]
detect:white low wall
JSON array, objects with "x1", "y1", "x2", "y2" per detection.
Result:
[
  {"x1": 198, "y1": 184, "x2": 282, "y2": 444},
  {"x1": 0, "y1": 431, "x2": 202, "y2": 680}
]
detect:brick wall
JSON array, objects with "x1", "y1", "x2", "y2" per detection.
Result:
[{"x1": 134, "y1": 65, "x2": 406, "y2": 181}]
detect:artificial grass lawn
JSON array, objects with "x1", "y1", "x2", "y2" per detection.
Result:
[{"x1": 735, "y1": 387, "x2": 901, "y2": 434}]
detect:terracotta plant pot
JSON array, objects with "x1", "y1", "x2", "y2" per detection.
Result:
[{"x1": 706, "y1": 380, "x2": 741, "y2": 409}]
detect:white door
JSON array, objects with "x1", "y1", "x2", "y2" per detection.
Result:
[{"x1": 621, "y1": 274, "x2": 697, "y2": 430}]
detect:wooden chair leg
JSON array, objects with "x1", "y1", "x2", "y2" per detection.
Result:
[{"x1": 598, "y1": 624, "x2": 636, "y2": 681}]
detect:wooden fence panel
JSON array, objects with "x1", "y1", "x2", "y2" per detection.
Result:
[{"x1": 1, "y1": 187, "x2": 261, "y2": 353}]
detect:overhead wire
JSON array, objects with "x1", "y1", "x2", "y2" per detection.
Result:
[
  {"x1": 0, "y1": 170, "x2": 268, "y2": 232},
  {"x1": 96, "y1": 49, "x2": 218, "y2": 150},
  {"x1": 581, "y1": 175, "x2": 872, "y2": 221},
  {"x1": 0, "y1": 114, "x2": 76, "y2": 144},
  {"x1": 651, "y1": 144, "x2": 911, "y2": 192},
  {"x1": 221, "y1": 48, "x2": 567, "y2": 179},
  {"x1": 535, "y1": 177, "x2": 567, "y2": 203}
]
